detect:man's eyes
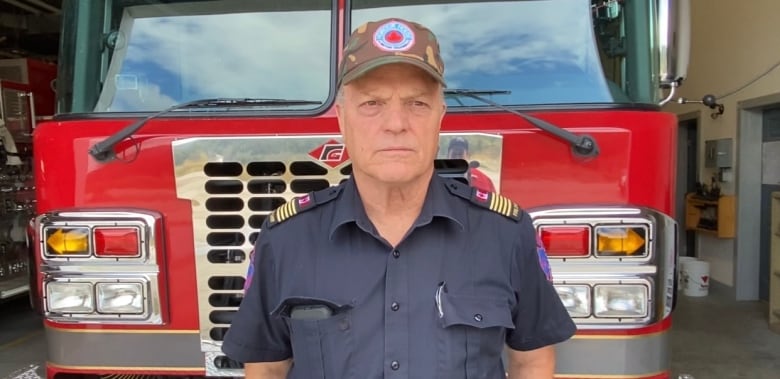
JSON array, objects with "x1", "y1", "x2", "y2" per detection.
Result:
[{"x1": 360, "y1": 100, "x2": 428, "y2": 107}]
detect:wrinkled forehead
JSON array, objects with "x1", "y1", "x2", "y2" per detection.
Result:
[{"x1": 342, "y1": 63, "x2": 442, "y2": 94}]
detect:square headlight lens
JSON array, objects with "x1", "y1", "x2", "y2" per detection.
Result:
[
  {"x1": 46, "y1": 282, "x2": 94, "y2": 313},
  {"x1": 555, "y1": 285, "x2": 590, "y2": 317},
  {"x1": 96, "y1": 282, "x2": 145, "y2": 314},
  {"x1": 594, "y1": 284, "x2": 648, "y2": 318}
]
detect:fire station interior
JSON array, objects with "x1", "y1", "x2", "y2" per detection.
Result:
[{"x1": 1, "y1": 1, "x2": 780, "y2": 378}]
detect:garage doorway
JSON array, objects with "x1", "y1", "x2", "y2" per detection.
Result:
[
  {"x1": 736, "y1": 94, "x2": 780, "y2": 300},
  {"x1": 759, "y1": 107, "x2": 780, "y2": 300},
  {"x1": 677, "y1": 116, "x2": 698, "y2": 258}
]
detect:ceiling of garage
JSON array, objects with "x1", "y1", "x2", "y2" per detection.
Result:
[{"x1": 0, "y1": 0, "x2": 61, "y2": 62}]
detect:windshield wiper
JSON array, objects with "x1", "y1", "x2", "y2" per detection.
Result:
[
  {"x1": 444, "y1": 89, "x2": 599, "y2": 158},
  {"x1": 88, "y1": 98, "x2": 322, "y2": 162}
]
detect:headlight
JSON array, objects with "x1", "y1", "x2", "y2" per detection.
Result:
[
  {"x1": 555, "y1": 285, "x2": 590, "y2": 317},
  {"x1": 96, "y1": 282, "x2": 145, "y2": 314},
  {"x1": 594, "y1": 284, "x2": 648, "y2": 318},
  {"x1": 46, "y1": 282, "x2": 94, "y2": 313}
]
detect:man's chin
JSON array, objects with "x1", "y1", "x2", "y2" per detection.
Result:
[{"x1": 357, "y1": 166, "x2": 433, "y2": 187}]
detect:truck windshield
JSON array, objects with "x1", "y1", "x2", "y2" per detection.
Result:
[
  {"x1": 57, "y1": 0, "x2": 656, "y2": 114},
  {"x1": 351, "y1": 0, "x2": 657, "y2": 107},
  {"x1": 57, "y1": 0, "x2": 335, "y2": 114}
]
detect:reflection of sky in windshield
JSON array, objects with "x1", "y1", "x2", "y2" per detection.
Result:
[
  {"x1": 97, "y1": 5, "x2": 332, "y2": 112},
  {"x1": 352, "y1": 0, "x2": 612, "y2": 106},
  {"x1": 95, "y1": 0, "x2": 611, "y2": 112}
]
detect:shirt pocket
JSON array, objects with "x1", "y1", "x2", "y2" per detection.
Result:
[
  {"x1": 273, "y1": 297, "x2": 355, "y2": 379},
  {"x1": 436, "y1": 293, "x2": 514, "y2": 379}
]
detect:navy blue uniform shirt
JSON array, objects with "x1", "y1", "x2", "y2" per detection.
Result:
[{"x1": 222, "y1": 175, "x2": 576, "y2": 378}]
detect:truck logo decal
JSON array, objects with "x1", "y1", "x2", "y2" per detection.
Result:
[{"x1": 309, "y1": 139, "x2": 350, "y2": 168}]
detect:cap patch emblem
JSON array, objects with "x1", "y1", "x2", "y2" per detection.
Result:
[{"x1": 374, "y1": 21, "x2": 415, "y2": 51}]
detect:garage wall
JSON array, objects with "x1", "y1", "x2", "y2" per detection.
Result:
[{"x1": 664, "y1": 0, "x2": 780, "y2": 290}]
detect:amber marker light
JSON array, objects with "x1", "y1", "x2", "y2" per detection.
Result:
[
  {"x1": 45, "y1": 227, "x2": 90, "y2": 256},
  {"x1": 595, "y1": 226, "x2": 647, "y2": 256}
]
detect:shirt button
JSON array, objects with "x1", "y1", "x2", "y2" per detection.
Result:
[
  {"x1": 392, "y1": 250, "x2": 400, "y2": 258},
  {"x1": 474, "y1": 314, "x2": 483, "y2": 322},
  {"x1": 391, "y1": 302, "x2": 400, "y2": 311},
  {"x1": 390, "y1": 361, "x2": 400, "y2": 370}
]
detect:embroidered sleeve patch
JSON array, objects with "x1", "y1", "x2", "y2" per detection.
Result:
[
  {"x1": 536, "y1": 234, "x2": 553, "y2": 281},
  {"x1": 243, "y1": 249, "x2": 255, "y2": 293}
]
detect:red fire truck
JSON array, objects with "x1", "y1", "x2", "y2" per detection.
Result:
[
  {"x1": 0, "y1": 57, "x2": 56, "y2": 301},
  {"x1": 31, "y1": 0, "x2": 689, "y2": 378}
]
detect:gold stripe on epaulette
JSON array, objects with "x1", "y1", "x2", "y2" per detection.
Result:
[
  {"x1": 272, "y1": 201, "x2": 297, "y2": 224},
  {"x1": 284, "y1": 202, "x2": 296, "y2": 220},
  {"x1": 489, "y1": 194, "x2": 516, "y2": 218}
]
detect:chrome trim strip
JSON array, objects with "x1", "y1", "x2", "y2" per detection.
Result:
[
  {"x1": 46, "y1": 327, "x2": 204, "y2": 369},
  {"x1": 0, "y1": 284, "x2": 29, "y2": 298},
  {"x1": 555, "y1": 331, "x2": 669, "y2": 376}
]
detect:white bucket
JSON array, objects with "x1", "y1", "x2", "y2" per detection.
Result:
[
  {"x1": 678, "y1": 257, "x2": 698, "y2": 291},
  {"x1": 683, "y1": 260, "x2": 710, "y2": 297}
]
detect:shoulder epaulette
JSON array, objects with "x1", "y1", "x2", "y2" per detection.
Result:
[
  {"x1": 266, "y1": 185, "x2": 343, "y2": 228},
  {"x1": 444, "y1": 179, "x2": 522, "y2": 222}
]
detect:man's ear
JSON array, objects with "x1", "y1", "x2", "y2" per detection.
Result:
[
  {"x1": 438, "y1": 103, "x2": 447, "y2": 126},
  {"x1": 335, "y1": 102, "x2": 346, "y2": 136}
]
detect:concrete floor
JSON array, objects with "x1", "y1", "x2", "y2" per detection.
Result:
[
  {"x1": 1, "y1": 283, "x2": 779, "y2": 379},
  {"x1": 0, "y1": 297, "x2": 45, "y2": 379},
  {"x1": 670, "y1": 282, "x2": 780, "y2": 379}
]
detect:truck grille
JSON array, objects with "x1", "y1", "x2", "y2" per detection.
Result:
[
  {"x1": 173, "y1": 136, "x2": 350, "y2": 348},
  {"x1": 172, "y1": 134, "x2": 496, "y2": 375},
  {"x1": 201, "y1": 160, "x2": 349, "y2": 343}
]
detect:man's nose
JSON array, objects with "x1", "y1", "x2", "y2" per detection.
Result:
[{"x1": 381, "y1": 101, "x2": 410, "y2": 133}]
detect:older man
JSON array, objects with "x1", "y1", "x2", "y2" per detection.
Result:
[{"x1": 222, "y1": 18, "x2": 575, "y2": 379}]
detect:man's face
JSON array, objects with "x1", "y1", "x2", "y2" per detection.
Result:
[{"x1": 336, "y1": 63, "x2": 446, "y2": 186}]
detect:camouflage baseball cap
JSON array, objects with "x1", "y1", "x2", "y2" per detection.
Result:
[{"x1": 338, "y1": 18, "x2": 445, "y2": 87}]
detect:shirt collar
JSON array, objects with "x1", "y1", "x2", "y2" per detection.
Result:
[{"x1": 328, "y1": 174, "x2": 466, "y2": 240}]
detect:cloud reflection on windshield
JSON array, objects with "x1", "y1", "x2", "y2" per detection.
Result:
[
  {"x1": 97, "y1": 0, "x2": 611, "y2": 112},
  {"x1": 352, "y1": 0, "x2": 611, "y2": 104},
  {"x1": 99, "y1": 7, "x2": 332, "y2": 112}
]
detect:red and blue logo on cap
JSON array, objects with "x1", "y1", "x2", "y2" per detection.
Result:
[{"x1": 373, "y1": 20, "x2": 415, "y2": 51}]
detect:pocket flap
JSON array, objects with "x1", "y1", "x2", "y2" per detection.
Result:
[
  {"x1": 439, "y1": 293, "x2": 514, "y2": 329},
  {"x1": 272, "y1": 296, "x2": 353, "y2": 317}
]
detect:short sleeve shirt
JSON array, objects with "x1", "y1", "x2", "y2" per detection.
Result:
[{"x1": 222, "y1": 175, "x2": 576, "y2": 379}]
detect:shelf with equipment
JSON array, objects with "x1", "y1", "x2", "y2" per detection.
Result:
[
  {"x1": 684, "y1": 193, "x2": 736, "y2": 238},
  {"x1": 770, "y1": 192, "x2": 780, "y2": 334}
]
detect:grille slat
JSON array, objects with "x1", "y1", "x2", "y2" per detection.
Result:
[
  {"x1": 205, "y1": 180, "x2": 244, "y2": 194},
  {"x1": 204, "y1": 162, "x2": 243, "y2": 176},
  {"x1": 207, "y1": 250, "x2": 246, "y2": 264}
]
